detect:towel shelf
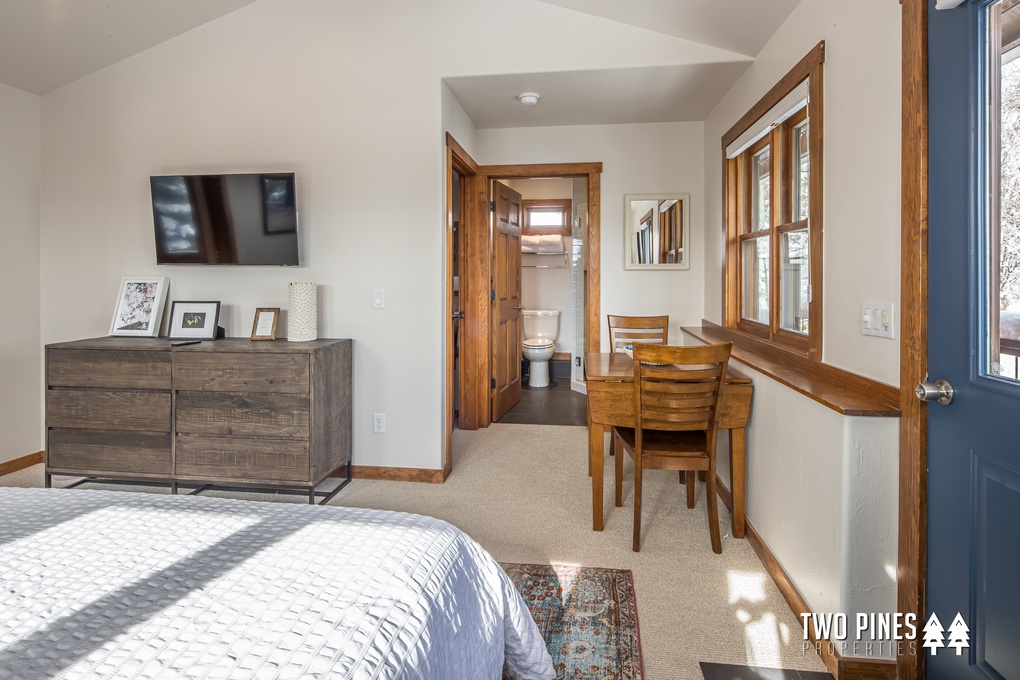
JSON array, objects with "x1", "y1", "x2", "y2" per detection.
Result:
[{"x1": 522, "y1": 251, "x2": 568, "y2": 268}]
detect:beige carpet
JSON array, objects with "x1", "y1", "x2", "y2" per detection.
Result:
[{"x1": 2, "y1": 424, "x2": 828, "y2": 680}]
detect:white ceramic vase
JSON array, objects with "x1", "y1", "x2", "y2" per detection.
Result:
[{"x1": 287, "y1": 282, "x2": 318, "y2": 342}]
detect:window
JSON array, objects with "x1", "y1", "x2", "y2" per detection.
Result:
[
  {"x1": 988, "y1": 0, "x2": 1020, "y2": 380},
  {"x1": 724, "y1": 43, "x2": 824, "y2": 359},
  {"x1": 523, "y1": 199, "x2": 572, "y2": 237}
]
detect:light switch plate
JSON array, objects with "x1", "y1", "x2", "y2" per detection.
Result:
[
  {"x1": 862, "y1": 301, "x2": 895, "y2": 339},
  {"x1": 373, "y1": 288, "x2": 385, "y2": 309}
]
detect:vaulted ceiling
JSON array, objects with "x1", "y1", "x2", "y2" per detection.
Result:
[{"x1": 0, "y1": 0, "x2": 800, "y2": 128}]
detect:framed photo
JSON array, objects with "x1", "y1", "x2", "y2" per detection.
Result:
[
  {"x1": 262, "y1": 174, "x2": 297, "y2": 235},
  {"x1": 109, "y1": 277, "x2": 169, "y2": 337},
  {"x1": 168, "y1": 301, "x2": 221, "y2": 340},
  {"x1": 250, "y1": 307, "x2": 280, "y2": 341}
]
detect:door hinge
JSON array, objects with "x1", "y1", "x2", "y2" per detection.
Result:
[
  {"x1": 491, "y1": 288, "x2": 496, "y2": 301},
  {"x1": 490, "y1": 201, "x2": 496, "y2": 212},
  {"x1": 491, "y1": 378, "x2": 496, "y2": 389}
]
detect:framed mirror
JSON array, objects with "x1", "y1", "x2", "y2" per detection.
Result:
[{"x1": 624, "y1": 193, "x2": 690, "y2": 270}]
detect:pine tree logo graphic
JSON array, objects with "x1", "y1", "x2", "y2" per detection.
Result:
[
  {"x1": 923, "y1": 612, "x2": 971, "y2": 655},
  {"x1": 923, "y1": 612, "x2": 945, "y2": 655},
  {"x1": 947, "y1": 613, "x2": 971, "y2": 655}
]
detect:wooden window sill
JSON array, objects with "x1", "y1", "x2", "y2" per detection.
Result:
[{"x1": 682, "y1": 323, "x2": 900, "y2": 417}]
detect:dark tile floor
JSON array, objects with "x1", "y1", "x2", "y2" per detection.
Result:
[
  {"x1": 497, "y1": 378, "x2": 587, "y2": 426},
  {"x1": 700, "y1": 662, "x2": 832, "y2": 680}
]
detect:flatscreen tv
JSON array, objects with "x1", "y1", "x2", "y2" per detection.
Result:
[{"x1": 151, "y1": 172, "x2": 299, "y2": 265}]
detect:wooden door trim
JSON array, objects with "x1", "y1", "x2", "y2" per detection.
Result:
[
  {"x1": 447, "y1": 132, "x2": 479, "y2": 175},
  {"x1": 451, "y1": 154, "x2": 602, "y2": 432},
  {"x1": 898, "y1": 2, "x2": 927, "y2": 680},
  {"x1": 480, "y1": 162, "x2": 603, "y2": 371},
  {"x1": 446, "y1": 134, "x2": 490, "y2": 447}
]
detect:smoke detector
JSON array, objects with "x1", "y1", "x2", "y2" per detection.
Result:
[{"x1": 517, "y1": 92, "x2": 540, "y2": 106}]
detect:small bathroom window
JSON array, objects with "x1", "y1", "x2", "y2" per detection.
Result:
[{"x1": 523, "y1": 199, "x2": 572, "y2": 237}]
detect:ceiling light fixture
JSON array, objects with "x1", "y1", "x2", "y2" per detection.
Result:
[{"x1": 517, "y1": 92, "x2": 540, "y2": 106}]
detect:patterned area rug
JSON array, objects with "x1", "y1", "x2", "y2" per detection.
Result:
[{"x1": 501, "y1": 563, "x2": 643, "y2": 680}]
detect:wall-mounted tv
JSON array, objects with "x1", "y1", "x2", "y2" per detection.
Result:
[{"x1": 151, "y1": 172, "x2": 299, "y2": 265}]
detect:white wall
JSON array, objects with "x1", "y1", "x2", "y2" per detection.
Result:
[
  {"x1": 37, "y1": 0, "x2": 736, "y2": 470},
  {"x1": 0, "y1": 83, "x2": 42, "y2": 463},
  {"x1": 478, "y1": 122, "x2": 706, "y2": 348},
  {"x1": 698, "y1": 0, "x2": 903, "y2": 654}
]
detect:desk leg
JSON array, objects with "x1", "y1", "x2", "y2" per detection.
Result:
[
  {"x1": 586, "y1": 407, "x2": 593, "y2": 477},
  {"x1": 590, "y1": 422, "x2": 605, "y2": 531},
  {"x1": 731, "y1": 427, "x2": 746, "y2": 539}
]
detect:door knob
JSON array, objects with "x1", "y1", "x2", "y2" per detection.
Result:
[
  {"x1": 915, "y1": 379, "x2": 954, "y2": 405},
  {"x1": 453, "y1": 311, "x2": 465, "y2": 320}
]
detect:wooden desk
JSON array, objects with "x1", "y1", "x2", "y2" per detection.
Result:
[{"x1": 585, "y1": 352, "x2": 753, "y2": 536}]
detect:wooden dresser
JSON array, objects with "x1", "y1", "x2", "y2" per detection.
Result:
[{"x1": 45, "y1": 337, "x2": 352, "y2": 503}]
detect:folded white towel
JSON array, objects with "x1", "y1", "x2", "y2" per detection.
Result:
[{"x1": 523, "y1": 235, "x2": 562, "y2": 252}]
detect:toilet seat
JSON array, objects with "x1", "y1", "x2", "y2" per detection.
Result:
[{"x1": 523, "y1": 338, "x2": 555, "y2": 350}]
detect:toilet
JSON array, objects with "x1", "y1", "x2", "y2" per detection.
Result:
[{"x1": 522, "y1": 309, "x2": 560, "y2": 388}]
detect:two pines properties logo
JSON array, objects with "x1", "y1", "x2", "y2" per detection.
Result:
[{"x1": 800, "y1": 611, "x2": 970, "y2": 657}]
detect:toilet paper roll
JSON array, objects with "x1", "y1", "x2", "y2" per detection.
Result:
[{"x1": 287, "y1": 282, "x2": 318, "y2": 342}]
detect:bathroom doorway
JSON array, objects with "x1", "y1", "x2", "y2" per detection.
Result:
[
  {"x1": 444, "y1": 137, "x2": 602, "y2": 465},
  {"x1": 493, "y1": 176, "x2": 587, "y2": 426}
]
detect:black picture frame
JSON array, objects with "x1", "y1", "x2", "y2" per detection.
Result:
[{"x1": 168, "y1": 301, "x2": 221, "y2": 340}]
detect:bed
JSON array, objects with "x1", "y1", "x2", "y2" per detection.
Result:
[{"x1": 0, "y1": 488, "x2": 555, "y2": 679}]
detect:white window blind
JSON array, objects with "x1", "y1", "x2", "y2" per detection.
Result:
[{"x1": 725, "y1": 79, "x2": 810, "y2": 159}]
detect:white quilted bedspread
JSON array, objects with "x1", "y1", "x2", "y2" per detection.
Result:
[{"x1": 0, "y1": 488, "x2": 555, "y2": 680}]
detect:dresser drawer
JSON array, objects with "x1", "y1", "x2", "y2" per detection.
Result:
[
  {"x1": 175, "y1": 393, "x2": 310, "y2": 438},
  {"x1": 48, "y1": 349, "x2": 171, "y2": 390},
  {"x1": 47, "y1": 390, "x2": 171, "y2": 432},
  {"x1": 175, "y1": 436, "x2": 309, "y2": 483},
  {"x1": 173, "y1": 353, "x2": 310, "y2": 393},
  {"x1": 48, "y1": 430, "x2": 172, "y2": 475}
]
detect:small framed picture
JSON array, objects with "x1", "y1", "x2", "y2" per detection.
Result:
[
  {"x1": 109, "y1": 277, "x2": 169, "y2": 337},
  {"x1": 168, "y1": 301, "x2": 221, "y2": 340},
  {"x1": 250, "y1": 307, "x2": 280, "y2": 340}
]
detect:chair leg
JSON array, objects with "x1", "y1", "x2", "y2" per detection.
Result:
[
  {"x1": 632, "y1": 460, "x2": 643, "y2": 552},
  {"x1": 614, "y1": 431, "x2": 624, "y2": 507},
  {"x1": 706, "y1": 468, "x2": 722, "y2": 554},
  {"x1": 686, "y1": 470, "x2": 696, "y2": 509}
]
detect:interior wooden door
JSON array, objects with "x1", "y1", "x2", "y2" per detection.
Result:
[{"x1": 492, "y1": 180, "x2": 523, "y2": 421}]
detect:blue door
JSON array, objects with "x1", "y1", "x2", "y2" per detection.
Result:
[{"x1": 928, "y1": 1, "x2": 1020, "y2": 677}]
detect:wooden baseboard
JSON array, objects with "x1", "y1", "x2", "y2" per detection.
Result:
[
  {"x1": 0, "y1": 451, "x2": 45, "y2": 477},
  {"x1": 349, "y1": 465, "x2": 445, "y2": 484},
  {"x1": 716, "y1": 478, "x2": 896, "y2": 680}
]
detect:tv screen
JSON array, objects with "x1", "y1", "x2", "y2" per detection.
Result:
[{"x1": 151, "y1": 173, "x2": 299, "y2": 265}]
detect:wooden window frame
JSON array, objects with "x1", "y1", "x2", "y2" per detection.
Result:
[
  {"x1": 522, "y1": 199, "x2": 572, "y2": 237},
  {"x1": 724, "y1": 42, "x2": 824, "y2": 361}
]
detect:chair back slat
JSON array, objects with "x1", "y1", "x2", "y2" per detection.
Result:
[
  {"x1": 632, "y1": 343, "x2": 731, "y2": 435},
  {"x1": 608, "y1": 315, "x2": 668, "y2": 353}
]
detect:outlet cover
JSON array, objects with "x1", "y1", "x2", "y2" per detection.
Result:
[{"x1": 373, "y1": 413, "x2": 386, "y2": 433}]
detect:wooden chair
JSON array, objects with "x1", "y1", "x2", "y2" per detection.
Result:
[
  {"x1": 606, "y1": 315, "x2": 669, "y2": 460},
  {"x1": 607, "y1": 315, "x2": 669, "y2": 353},
  {"x1": 612, "y1": 342, "x2": 732, "y2": 553}
]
